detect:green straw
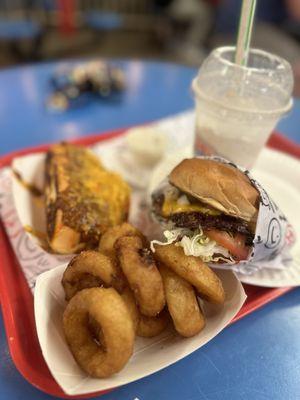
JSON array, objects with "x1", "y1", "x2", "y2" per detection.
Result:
[{"x1": 235, "y1": 0, "x2": 257, "y2": 66}]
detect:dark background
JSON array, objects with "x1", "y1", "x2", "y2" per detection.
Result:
[{"x1": 0, "y1": 1, "x2": 299, "y2": 65}]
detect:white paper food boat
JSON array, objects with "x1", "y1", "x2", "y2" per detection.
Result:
[{"x1": 34, "y1": 264, "x2": 246, "y2": 396}]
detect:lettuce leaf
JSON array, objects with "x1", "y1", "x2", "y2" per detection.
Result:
[{"x1": 151, "y1": 227, "x2": 234, "y2": 263}]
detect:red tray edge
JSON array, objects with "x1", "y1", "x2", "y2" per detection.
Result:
[
  {"x1": 231, "y1": 286, "x2": 293, "y2": 324},
  {"x1": 0, "y1": 129, "x2": 296, "y2": 399}
]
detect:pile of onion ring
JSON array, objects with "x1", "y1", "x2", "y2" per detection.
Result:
[{"x1": 61, "y1": 222, "x2": 225, "y2": 378}]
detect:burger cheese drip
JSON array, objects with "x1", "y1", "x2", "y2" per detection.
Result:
[{"x1": 161, "y1": 198, "x2": 221, "y2": 218}]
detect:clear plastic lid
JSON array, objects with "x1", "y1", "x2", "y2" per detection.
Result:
[{"x1": 192, "y1": 47, "x2": 294, "y2": 116}]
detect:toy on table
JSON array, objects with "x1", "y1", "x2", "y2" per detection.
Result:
[{"x1": 48, "y1": 61, "x2": 125, "y2": 110}]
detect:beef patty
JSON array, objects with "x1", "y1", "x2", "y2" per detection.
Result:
[{"x1": 152, "y1": 192, "x2": 254, "y2": 246}]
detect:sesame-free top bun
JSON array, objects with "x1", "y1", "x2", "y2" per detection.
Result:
[{"x1": 169, "y1": 158, "x2": 259, "y2": 222}]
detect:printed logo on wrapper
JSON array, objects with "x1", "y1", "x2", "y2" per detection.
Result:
[{"x1": 202, "y1": 156, "x2": 296, "y2": 275}]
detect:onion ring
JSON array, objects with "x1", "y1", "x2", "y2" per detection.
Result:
[
  {"x1": 116, "y1": 236, "x2": 165, "y2": 316},
  {"x1": 63, "y1": 287, "x2": 135, "y2": 378},
  {"x1": 154, "y1": 244, "x2": 225, "y2": 305},
  {"x1": 159, "y1": 264, "x2": 205, "y2": 337},
  {"x1": 120, "y1": 286, "x2": 169, "y2": 337},
  {"x1": 99, "y1": 222, "x2": 146, "y2": 259},
  {"x1": 137, "y1": 309, "x2": 169, "y2": 338},
  {"x1": 120, "y1": 287, "x2": 140, "y2": 332},
  {"x1": 62, "y1": 250, "x2": 126, "y2": 300}
]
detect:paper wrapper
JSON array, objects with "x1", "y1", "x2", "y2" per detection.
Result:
[
  {"x1": 152, "y1": 155, "x2": 296, "y2": 276},
  {"x1": 208, "y1": 156, "x2": 296, "y2": 275},
  {"x1": 34, "y1": 263, "x2": 246, "y2": 396}
]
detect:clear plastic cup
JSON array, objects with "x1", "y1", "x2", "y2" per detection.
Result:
[{"x1": 192, "y1": 46, "x2": 294, "y2": 169}]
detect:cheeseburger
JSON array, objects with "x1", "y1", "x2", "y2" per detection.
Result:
[{"x1": 151, "y1": 158, "x2": 260, "y2": 263}]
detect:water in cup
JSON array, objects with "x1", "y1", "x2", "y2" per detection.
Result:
[{"x1": 193, "y1": 47, "x2": 294, "y2": 169}]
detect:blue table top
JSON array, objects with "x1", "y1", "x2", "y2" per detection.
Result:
[
  {"x1": 0, "y1": 60, "x2": 299, "y2": 400},
  {"x1": 1, "y1": 59, "x2": 299, "y2": 157}
]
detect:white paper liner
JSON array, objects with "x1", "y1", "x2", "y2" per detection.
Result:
[
  {"x1": 0, "y1": 167, "x2": 71, "y2": 289},
  {"x1": 34, "y1": 263, "x2": 246, "y2": 395}
]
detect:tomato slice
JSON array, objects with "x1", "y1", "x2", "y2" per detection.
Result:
[{"x1": 205, "y1": 229, "x2": 249, "y2": 261}]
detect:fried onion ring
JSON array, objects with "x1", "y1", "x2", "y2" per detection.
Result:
[
  {"x1": 154, "y1": 244, "x2": 225, "y2": 305},
  {"x1": 62, "y1": 250, "x2": 126, "y2": 300},
  {"x1": 120, "y1": 286, "x2": 169, "y2": 337},
  {"x1": 159, "y1": 264, "x2": 205, "y2": 337},
  {"x1": 116, "y1": 236, "x2": 165, "y2": 316},
  {"x1": 63, "y1": 287, "x2": 135, "y2": 378},
  {"x1": 120, "y1": 287, "x2": 140, "y2": 332},
  {"x1": 137, "y1": 309, "x2": 169, "y2": 338},
  {"x1": 99, "y1": 222, "x2": 146, "y2": 259}
]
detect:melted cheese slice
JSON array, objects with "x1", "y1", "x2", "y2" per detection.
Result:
[{"x1": 162, "y1": 199, "x2": 220, "y2": 217}]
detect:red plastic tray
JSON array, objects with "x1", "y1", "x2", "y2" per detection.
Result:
[{"x1": 0, "y1": 129, "x2": 296, "y2": 399}]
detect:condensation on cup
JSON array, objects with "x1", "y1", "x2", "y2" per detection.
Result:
[{"x1": 192, "y1": 47, "x2": 294, "y2": 169}]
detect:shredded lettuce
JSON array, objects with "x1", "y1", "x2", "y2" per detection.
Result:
[
  {"x1": 150, "y1": 228, "x2": 186, "y2": 251},
  {"x1": 150, "y1": 227, "x2": 234, "y2": 263},
  {"x1": 164, "y1": 185, "x2": 179, "y2": 201}
]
